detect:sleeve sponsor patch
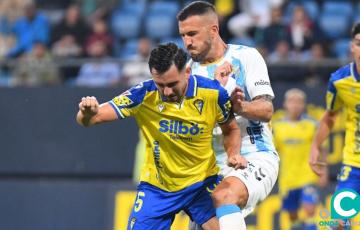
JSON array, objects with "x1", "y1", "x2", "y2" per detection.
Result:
[{"x1": 112, "y1": 95, "x2": 134, "y2": 107}]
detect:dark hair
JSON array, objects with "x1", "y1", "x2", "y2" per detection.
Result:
[
  {"x1": 177, "y1": 1, "x2": 215, "y2": 21},
  {"x1": 148, "y1": 43, "x2": 187, "y2": 74},
  {"x1": 351, "y1": 23, "x2": 360, "y2": 39}
]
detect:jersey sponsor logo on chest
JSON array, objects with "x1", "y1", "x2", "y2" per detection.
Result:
[{"x1": 159, "y1": 119, "x2": 204, "y2": 135}]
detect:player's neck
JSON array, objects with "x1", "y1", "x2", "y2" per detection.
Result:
[
  {"x1": 202, "y1": 38, "x2": 227, "y2": 64},
  {"x1": 288, "y1": 114, "x2": 301, "y2": 121}
]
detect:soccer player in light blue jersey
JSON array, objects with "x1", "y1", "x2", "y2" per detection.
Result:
[
  {"x1": 76, "y1": 43, "x2": 243, "y2": 230},
  {"x1": 178, "y1": 2, "x2": 279, "y2": 229}
]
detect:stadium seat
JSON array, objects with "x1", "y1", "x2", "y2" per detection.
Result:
[
  {"x1": 332, "y1": 39, "x2": 351, "y2": 59},
  {"x1": 117, "y1": 1, "x2": 146, "y2": 15},
  {"x1": 318, "y1": 12, "x2": 351, "y2": 39},
  {"x1": 118, "y1": 38, "x2": 140, "y2": 60},
  {"x1": 148, "y1": 1, "x2": 180, "y2": 16},
  {"x1": 322, "y1": 1, "x2": 353, "y2": 17},
  {"x1": 144, "y1": 13, "x2": 176, "y2": 40},
  {"x1": 159, "y1": 37, "x2": 185, "y2": 49},
  {"x1": 111, "y1": 10, "x2": 142, "y2": 39}
]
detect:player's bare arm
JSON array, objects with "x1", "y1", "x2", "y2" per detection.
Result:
[
  {"x1": 231, "y1": 87, "x2": 274, "y2": 122},
  {"x1": 219, "y1": 115, "x2": 246, "y2": 170},
  {"x1": 76, "y1": 96, "x2": 118, "y2": 127},
  {"x1": 309, "y1": 110, "x2": 338, "y2": 175}
]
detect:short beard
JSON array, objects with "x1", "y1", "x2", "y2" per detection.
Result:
[{"x1": 190, "y1": 40, "x2": 211, "y2": 63}]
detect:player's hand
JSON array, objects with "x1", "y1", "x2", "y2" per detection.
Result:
[
  {"x1": 214, "y1": 61, "x2": 232, "y2": 86},
  {"x1": 227, "y1": 154, "x2": 248, "y2": 170},
  {"x1": 230, "y1": 86, "x2": 246, "y2": 114},
  {"x1": 309, "y1": 145, "x2": 327, "y2": 176},
  {"x1": 79, "y1": 96, "x2": 99, "y2": 117}
]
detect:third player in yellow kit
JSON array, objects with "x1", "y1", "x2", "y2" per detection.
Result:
[
  {"x1": 310, "y1": 22, "x2": 360, "y2": 228},
  {"x1": 273, "y1": 89, "x2": 327, "y2": 230}
]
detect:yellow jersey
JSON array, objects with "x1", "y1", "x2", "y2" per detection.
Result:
[
  {"x1": 109, "y1": 75, "x2": 232, "y2": 192},
  {"x1": 272, "y1": 115, "x2": 319, "y2": 193},
  {"x1": 327, "y1": 63, "x2": 360, "y2": 168}
]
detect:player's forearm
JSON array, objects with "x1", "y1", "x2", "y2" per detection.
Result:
[
  {"x1": 236, "y1": 99, "x2": 273, "y2": 122},
  {"x1": 223, "y1": 131, "x2": 241, "y2": 158},
  {"x1": 221, "y1": 119, "x2": 241, "y2": 158},
  {"x1": 312, "y1": 111, "x2": 336, "y2": 149}
]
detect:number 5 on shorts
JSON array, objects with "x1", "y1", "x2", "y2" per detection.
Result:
[{"x1": 134, "y1": 191, "x2": 145, "y2": 212}]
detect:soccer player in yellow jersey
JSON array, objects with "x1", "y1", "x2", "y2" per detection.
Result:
[
  {"x1": 76, "y1": 43, "x2": 243, "y2": 230},
  {"x1": 310, "y1": 23, "x2": 360, "y2": 227},
  {"x1": 273, "y1": 89, "x2": 328, "y2": 230}
]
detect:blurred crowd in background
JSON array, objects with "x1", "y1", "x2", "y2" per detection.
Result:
[{"x1": 0, "y1": 0, "x2": 358, "y2": 87}]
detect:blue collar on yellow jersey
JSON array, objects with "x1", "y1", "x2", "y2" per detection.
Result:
[{"x1": 352, "y1": 62, "x2": 360, "y2": 82}]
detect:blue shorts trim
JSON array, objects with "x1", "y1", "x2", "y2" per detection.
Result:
[{"x1": 282, "y1": 185, "x2": 318, "y2": 212}]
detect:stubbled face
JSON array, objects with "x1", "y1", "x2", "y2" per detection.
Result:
[
  {"x1": 284, "y1": 94, "x2": 305, "y2": 119},
  {"x1": 351, "y1": 34, "x2": 360, "y2": 65},
  {"x1": 179, "y1": 15, "x2": 212, "y2": 62},
  {"x1": 152, "y1": 64, "x2": 189, "y2": 103}
]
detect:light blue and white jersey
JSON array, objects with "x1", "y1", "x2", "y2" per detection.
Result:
[{"x1": 189, "y1": 44, "x2": 277, "y2": 168}]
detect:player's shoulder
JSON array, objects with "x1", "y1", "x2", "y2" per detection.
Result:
[
  {"x1": 193, "y1": 74, "x2": 222, "y2": 90},
  {"x1": 329, "y1": 63, "x2": 352, "y2": 83},
  {"x1": 193, "y1": 75, "x2": 228, "y2": 101},
  {"x1": 122, "y1": 79, "x2": 157, "y2": 103},
  {"x1": 128, "y1": 79, "x2": 157, "y2": 93},
  {"x1": 227, "y1": 44, "x2": 261, "y2": 58}
]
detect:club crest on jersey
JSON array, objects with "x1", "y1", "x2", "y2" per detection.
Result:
[
  {"x1": 193, "y1": 99, "x2": 204, "y2": 115},
  {"x1": 158, "y1": 103, "x2": 165, "y2": 112},
  {"x1": 113, "y1": 95, "x2": 133, "y2": 107}
]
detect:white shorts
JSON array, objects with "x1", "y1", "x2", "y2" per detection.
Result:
[{"x1": 220, "y1": 151, "x2": 279, "y2": 217}]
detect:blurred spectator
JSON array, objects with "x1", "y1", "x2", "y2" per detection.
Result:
[
  {"x1": 301, "y1": 43, "x2": 326, "y2": 61},
  {"x1": 268, "y1": 40, "x2": 298, "y2": 62},
  {"x1": 122, "y1": 38, "x2": 152, "y2": 86},
  {"x1": 51, "y1": 34, "x2": 82, "y2": 58},
  {"x1": 0, "y1": 35, "x2": 16, "y2": 58},
  {"x1": 12, "y1": 41, "x2": 60, "y2": 86},
  {"x1": 80, "y1": 0, "x2": 118, "y2": 22},
  {"x1": 255, "y1": 7, "x2": 287, "y2": 53},
  {"x1": 287, "y1": 5, "x2": 320, "y2": 51},
  {"x1": 85, "y1": 19, "x2": 112, "y2": 57},
  {"x1": 0, "y1": 0, "x2": 29, "y2": 28},
  {"x1": 227, "y1": 0, "x2": 284, "y2": 38},
  {"x1": 51, "y1": 4, "x2": 90, "y2": 56},
  {"x1": 6, "y1": 1, "x2": 50, "y2": 58},
  {"x1": 75, "y1": 40, "x2": 122, "y2": 87}
]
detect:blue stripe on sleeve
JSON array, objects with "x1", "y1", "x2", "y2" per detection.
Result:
[{"x1": 216, "y1": 204, "x2": 241, "y2": 218}]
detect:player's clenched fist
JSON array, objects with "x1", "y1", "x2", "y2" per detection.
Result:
[
  {"x1": 79, "y1": 96, "x2": 99, "y2": 117},
  {"x1": 214, "y1": 61, "x2": 232, "y2": 86},
  {"x1": 227, "y1": 154, "x2": 248, "y2": 170}
]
